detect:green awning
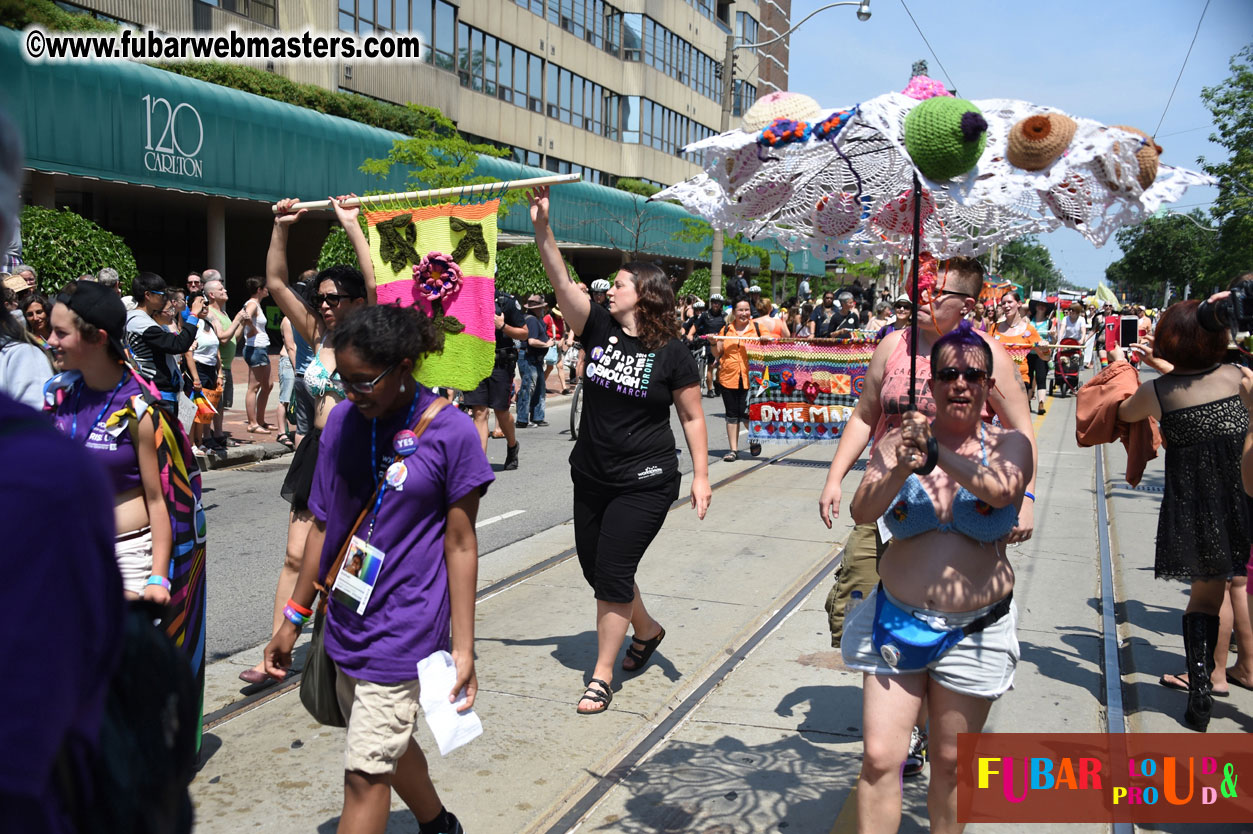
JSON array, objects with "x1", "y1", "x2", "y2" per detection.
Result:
[{"x1": 1, "y1": 28, "x2": 822, "y2": 275}]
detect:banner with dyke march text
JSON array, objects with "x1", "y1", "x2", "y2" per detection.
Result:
[
  {"x1": 366, "y1": 200, "x2": 499, "y2": 392},
  {"x1": 747, "y1": 335, "x2": 1033, "y2": 444}
]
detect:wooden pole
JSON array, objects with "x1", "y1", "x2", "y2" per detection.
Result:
[{"x1": 272, "y1": 173, "x2": 583, "y2": 213}]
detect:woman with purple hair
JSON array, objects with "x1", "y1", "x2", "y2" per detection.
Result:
[{"x1": 844, "y1": 320, "x2": 1033, "y2": 833}]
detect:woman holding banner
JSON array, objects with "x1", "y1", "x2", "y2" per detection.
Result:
[
  {"x1": 529, "y1": 185, "x2": 710, "y2": 715},
  {"x1": 712, "y1": 298, "x2": 764, "y2": 461},
  {"x1": 845, "y1": 320, "x2": 1032, "y2": 833}
]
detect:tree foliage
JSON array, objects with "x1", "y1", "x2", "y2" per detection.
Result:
[
  {"x1": 672, "y1": 218, "x2": 770, "y2": 270},
  {"x1": 317, "y1": 227, "x2": 356, "y2": 273},
  {"x1": 989, "y1": 236, "x2": 1076, "y2": 292},
  {"x1": 0, "y1": 0, "x2": 118, "y2": 32},
  {"x1": 679, "y1": 267, "x2": 711, "y2": 300},
  {"x1": 614, "y1": 178, "x2": 661, "y2": 197},
  {"x1": 495, "y1": 243, "x2": 578, "y2": 298},
  {"x1": 19, "y1": 206, "x2": 137, "y2": 295},
  {"x1": 1104, "y1": 213, "x2": 1213, "y2": 300},
  {"x1": 1199, "y1": 45, "x2": 1253, "y2": 223}
]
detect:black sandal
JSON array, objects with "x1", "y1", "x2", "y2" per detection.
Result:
[
  {"x1": 576, "y1": 678, "x2": 613, "y2": 715},
  {"x1": 622, "y1": 627, "x2": 666, "y2": 673}
]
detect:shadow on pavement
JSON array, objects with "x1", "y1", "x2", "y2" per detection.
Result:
[{"x1": 481, "y1": 630, "x2": 683, "y2": 684}]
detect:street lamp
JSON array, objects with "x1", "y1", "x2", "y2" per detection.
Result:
[{"x1": 708, "y1": 1, "x2": 873, "y2": 295}]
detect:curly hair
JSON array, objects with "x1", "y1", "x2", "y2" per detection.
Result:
[
  {"x1": 331, "y1": 304, "x2": 444, "y2": 369},
  {"x1": 620, "y1": 262, "x2": 679, "y2": 352}
]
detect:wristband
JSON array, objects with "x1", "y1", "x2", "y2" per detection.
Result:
[
  {"x1": 283, "y1": 605, "x2": 308, "y2": 628},
  {"x1": 1024, "y1": 491, "x2": 1035, "y2": 502},
  {"x1": 146, "y1": 575, "x2": 171, "y2": 590},
  {"x1": 286, "y1": 598, "x2": 313, "y2": 617},
  {"x1": 914, "y1": 436, "x2": 940, "y2": 476}
]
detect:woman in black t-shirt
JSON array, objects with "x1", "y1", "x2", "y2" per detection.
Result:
[{"x1": 530, "y1": 186, "x2": 711, "y2": 715}]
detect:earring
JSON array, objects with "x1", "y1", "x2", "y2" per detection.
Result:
[{"x1": 400, "y1": 381, "x2": 407, "y2": 393}]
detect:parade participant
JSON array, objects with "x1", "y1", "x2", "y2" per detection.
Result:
[
  {"x1": 263, "y1": 304, "x2": 490, "y2": 834},
  {"x1": 241, "y1": 276, "x2": 276, "y2": 433},
  {"x1": 818, "y1": 258, "x2": 1037, "y2": 776},
  {"x1": 991, "y1": 291, "x2": 1049, "y2": 416},
  {"x1": 791, "y1": 303, "x2": 814, "y2": 339},
  {"x1": 47, "y1": 281, "x2": 174, "y2": 604},
  {"x1": 517, "y1": 294, "x2": 553, "y2": 428},
  {"x1": 1108, "y1": 299, "x2": 1253, "y2": 731},
  {"x1": 0, "y1": 293, "x2": 53, "y2": 409},
  {"x1": 831, "y1": 291, "x2": 862, "y2": 335},
  {"x1": 876, "y1": 296, "x2": 913, "y2": 340},
  {"x1": 844, "y1": 320, "x2": 1031, "y2": 834},
  {"x1": 866, "y1": 300, "x2": 893, "y2": 334},
  {"x1": 712, "y1": 298, "x2": 763, "y2": 461},
  {"x1": 241, "y1": 194, "x2": 375, "y2": 686},
  {"x1": 685, "y1": 293, "x2": 726, "y2": 396},
  {"x1": 755, "y1": 297, "x2": 791, "y2": 338},
  {"x1": 20, "y1": 293, "x2": 51, "y2": 346},
  {"x1": 530, "y1": 185, "x2": 711, "y2": 715},
  {"x1": 589, "y1": 278, "x2": 611, "y2": 308},
  {"x1": 464, "y1": 282, "x2": 526, "y2": 467},
  {"x1": 125, "y1": 271, "x2": 205, "y2": 417},
  {"x1": 810, "y1": 291, "x2": 839, "y2": 338}
]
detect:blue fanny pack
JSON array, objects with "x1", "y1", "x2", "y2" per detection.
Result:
[{"x1": 871, "y1": 584, "x2": 1012, "y2": 671}]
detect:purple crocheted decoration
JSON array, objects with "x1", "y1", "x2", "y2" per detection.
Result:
[
  {"x1": 413, "y1": 253, "x2": 463, "y2": 302},
  {"x1": 758, "y1": 118, "x2": 812, "y2": 147},
  {"x1": 960, "y1": 111, "x2": 988, "y2": 143}
]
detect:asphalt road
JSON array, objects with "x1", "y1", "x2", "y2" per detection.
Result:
[{"x1": 201, "y1": 392, "x2": 743, "y2": 661}]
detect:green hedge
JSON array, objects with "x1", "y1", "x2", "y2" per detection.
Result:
[
  {"x1": 678, "y1": 267, "x2": 711, "y2": 300},
  {"x1": 0, "y1": 0, "x2": 118, "y2": 33},
  {"x1": 495, "y1": 243, "x2": 578, "y2": 299},
  {"x1": 20, "y1": 205, "x2": 137, "y2": 294}
]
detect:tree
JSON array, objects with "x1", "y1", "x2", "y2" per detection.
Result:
[
  {"x1": 985, "y1": 237, "x2": 1065, "y2": 292},
  {"x1": 359, "y1": 104, "x2": 524, "y2": 217},
  {"x1": 20, "y1": 206, "x2": 138, "y2": 295},
  {"x1": 1199, "y1": 44, "x2": 1253, "y2": 286},
  {"x1": 577, "y1": 192, "x2": 665, "y2": 259},
  {"x1": 1104, "y1": 213, "x2": 1213, "y2": 300},
  {"x1": 672, "y1": 217, "x2": 771, "y2": 272},
  {"x1": 614, "y1": 178, "x2": 661, "y2": 198}
]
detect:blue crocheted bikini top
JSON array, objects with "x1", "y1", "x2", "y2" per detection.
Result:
[{"x1": 883, "y1": 423, "x2": 1018, "y2": 544}]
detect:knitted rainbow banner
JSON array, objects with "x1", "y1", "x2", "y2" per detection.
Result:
[
  {"x1": 747, "y1": 335, "x2": 1034, "y2": 443},
  {"x1": 365, "y1": 200, "x2": 499, "y2": 391},
  {"x1": 747, "y1": 334, "x2": 877, "y2": 443}
]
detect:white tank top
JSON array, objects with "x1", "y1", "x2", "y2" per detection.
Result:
[
  {"x1": 1061, "y1": 316, "x2": 1084, "y2": 342},
  {"x1": 245, "y1": 300, "x2": 270, "y2": 348}
]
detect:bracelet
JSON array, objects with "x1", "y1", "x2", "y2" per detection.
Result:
[
  {"x1": 283, "y1": 605, "x2": 308, "y2": 628},
  {"x1": 1024, "y1": 491, "x2": 1035, "y2": 502},
  {"x1": 286, "y1": 598, "x2": 313, "y2": 617},
  {"x1": 146, "y1": 575, "x2": 171, "y2": 590}
]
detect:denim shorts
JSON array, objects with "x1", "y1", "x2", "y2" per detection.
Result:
[
  {"x1": 243, "y1": 344, "x2": 270, "y2": 368},
  {"x1": 278, "y1": 355, "x2": 294, "y2": 403},
  {"x1": 841, "y1": 584, "x2": 1019, "y2": 700}
]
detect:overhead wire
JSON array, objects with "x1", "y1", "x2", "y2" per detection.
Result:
[
  {"x1": 898, "y1": 0, "x2": 956, "y2": 93},
  {"x1": 1152, "y1": 0, "x2": 1212, "y2": 140}
]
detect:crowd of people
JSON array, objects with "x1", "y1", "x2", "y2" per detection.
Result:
[{"x1": 4, "y1": 139, "x2": 1252, "y2": 834}]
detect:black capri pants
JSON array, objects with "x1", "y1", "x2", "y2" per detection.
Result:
[
  {"x1": 572, "y1": 470, "x2": 681, "y2": 603},
  {"x1": 721, "y1": 384, "x2": 749, "y2": 422},
  {"x1": 1026, "y1": 352, "x2": 1049, "y2": 393}
]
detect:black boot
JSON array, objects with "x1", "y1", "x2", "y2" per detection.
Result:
[
  {"x1": 503, "y1": 441, "x2": 519, "y2": 471},
  {"x1": 1181, "y1": 612, "x2": 1219, "y2": 732}
]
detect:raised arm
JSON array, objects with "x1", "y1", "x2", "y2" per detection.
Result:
[
  {"x1": 330, "y1": 194, "x2": 376, "y2": 306},
  {"x1": 529, "y1": 186, "x2": 590, "y2": 335},
  {"x1": 267, "y1": 198, "x2": 323, "y2": 346}
]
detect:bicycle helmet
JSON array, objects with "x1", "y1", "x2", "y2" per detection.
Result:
[
  {"x1": 693, "y1": 300, "x2": 706, "y2": 309},
  {"x1": 590, "y1": 279, "x2": 611, "y2": 293},
  {"x1": 709, "y1": 293, "x2": 724, "y2": 302}
]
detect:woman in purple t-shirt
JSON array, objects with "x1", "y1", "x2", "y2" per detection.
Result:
[
  {"x1": 265, "y1": 305, "x2": 493, "y2": 834},
  {"x1": 46, "y1": 281, "x2": 172, "y2": 604}
]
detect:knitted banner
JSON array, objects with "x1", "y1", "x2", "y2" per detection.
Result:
[
  {"x1": 365, "y1": 200, "x2": 499, "y2": 391},
  {"x1": 747, "y1": 334, "x2": 1034, "y2": 444},
  {"x1": 747, "y1": 335, "x2": 877, "y2": 443}
]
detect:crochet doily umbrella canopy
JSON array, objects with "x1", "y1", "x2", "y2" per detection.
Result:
[{"x1": 654, "y1": 81, "x2": 1212, "y2": 263}]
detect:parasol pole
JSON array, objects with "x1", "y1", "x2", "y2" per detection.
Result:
[{"x1": 908, "y1": 171, "x2": 923, "y2": 411}]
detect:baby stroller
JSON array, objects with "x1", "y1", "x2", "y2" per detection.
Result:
[{"x1": 1049, "y1": 337, "x2": 1082, "y2": 397}]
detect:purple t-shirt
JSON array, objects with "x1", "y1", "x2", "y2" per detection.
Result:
[
  {"x1": 50, "y1": 374, "x2": 145, "y2": 495},
  {"x1": 0, "y1": 393, "x2": 124, "y2": 833},
  {"x1": 309, "y1": 388, "x2": 495, "y2": 684}
]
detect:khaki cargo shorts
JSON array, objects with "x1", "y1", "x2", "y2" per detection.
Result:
[{"x1": 334, "y1": 667, "x2": 423, "y2": 775}]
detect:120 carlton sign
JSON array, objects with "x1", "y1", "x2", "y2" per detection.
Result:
[{"x1": 141, "y1": 94, "x2": 204, "y2": 179}]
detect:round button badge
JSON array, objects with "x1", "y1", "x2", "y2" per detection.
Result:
[
  {"x1": 393, "y1": 429, "x2": 418, "y2": 457},
  {"x1": 385, "y1": 461, "x2": 408, "y2": 489},
  {"x1": 879, "y1": 643, "x2": 901, "y2": 668}
]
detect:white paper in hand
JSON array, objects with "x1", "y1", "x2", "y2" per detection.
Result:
[{"x1": 417, "y1": 651, "x2": 482, "y2": 756}]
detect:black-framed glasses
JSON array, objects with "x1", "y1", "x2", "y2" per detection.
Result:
[
  {"x1": 313, "y1": 292, "x2": 348, "y2": 308},
  {"x1": 344, "y1": 363, "x2": 398, "y2": 394},
  {"x1": 934, "y1": 366, "x2": 989, "y2": 384}
]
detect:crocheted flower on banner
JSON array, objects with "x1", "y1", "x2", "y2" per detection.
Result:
[
  {"x1": 414, "y1": 253, "x2": 463, "y2": 303},
  {"x1": 759, "y1": 118, "x2": 812, "y2": 147}
]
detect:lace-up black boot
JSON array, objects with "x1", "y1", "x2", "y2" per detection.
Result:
[{"x1": 1182, "y1": 612, "x2": 1219, "y2": 732}]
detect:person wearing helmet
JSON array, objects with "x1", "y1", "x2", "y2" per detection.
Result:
[
  {"x1": 590, "y1": 279, "x2": 611, "y2": 308},
  {"x1": 685, "y1": 295, "x2": 727, "y2": 396}
]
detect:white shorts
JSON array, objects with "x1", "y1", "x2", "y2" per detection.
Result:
[
  {"x1": 115, "y1": 526, "x2": 153, "y2": 595},
  {"x1": 840, "y1": 585, "x2": 1020, "y2": 700}
]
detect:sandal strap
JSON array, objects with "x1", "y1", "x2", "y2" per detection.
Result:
[{"x1": 581, "y1": 678, "x2": 613, "y2": 704}]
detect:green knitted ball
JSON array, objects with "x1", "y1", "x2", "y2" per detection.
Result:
[{"x1": 903, "y1": 97, "x2": 988, "y2": 181}]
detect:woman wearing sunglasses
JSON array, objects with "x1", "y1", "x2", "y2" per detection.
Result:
[
  {"x1": 844, "y1": 320, "x2": 1032, "y2": 834},
  {"x1": 240, "y1": 194, "x2": 376, "y2": 686},
  {"x1": 265, "y1": 304, "x2": 491, "y2": 834}
]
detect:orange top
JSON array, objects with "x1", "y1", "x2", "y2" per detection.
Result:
[
  {"x1": 990, "y1": 320, "x2": 1043, "y2": 383},
  {"x1": 717, "y1": 321, "x2": 762, "y2": 389}
]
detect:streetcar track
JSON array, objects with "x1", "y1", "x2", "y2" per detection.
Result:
[{"x1": 203, "y1": 441, "x2": 818, "y2": 732}]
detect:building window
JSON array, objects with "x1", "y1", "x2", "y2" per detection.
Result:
[
  {"x1": 733, "y1": 80, "x2": 757, "y2": 117},
  {"x1": 621, "y1": 13, "x2": 642, "y2": 61},
  {"x1": 432, "y1": 0, "x2": 455, "y2": 68},
  {"x1": 736, "y1": 11, "x2": 758, "y2": 51}
]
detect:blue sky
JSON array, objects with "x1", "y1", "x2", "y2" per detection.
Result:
[{"x1": 785, "y1": 0, "x2": 1252, "y2": 288}]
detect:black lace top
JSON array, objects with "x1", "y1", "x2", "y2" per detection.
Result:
[{"x1": 1153, "y1": 367, "x2": 1249, "y2": 581}]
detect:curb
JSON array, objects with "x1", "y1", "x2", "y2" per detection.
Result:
[{"x1": 193, "y1": 441, "x2": 291, "y2": 470}]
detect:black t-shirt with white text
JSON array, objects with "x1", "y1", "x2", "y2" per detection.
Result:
[{"x1": 569, "y1": 303, "x2": 700, "y2": 489}]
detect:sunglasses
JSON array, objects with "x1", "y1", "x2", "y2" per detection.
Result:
[
  {"x1": 894, "y1": 303, "x2": 911, "y2": 310},
  {"x1": 313, "y1": 292, "x2": 349, "y2": 308},
  {"x1": 934, "y1": 366, "x2": 989, "y2": 384},
  {"x1": 344, "y1": 362, "x2": 398, "y2": 394}
]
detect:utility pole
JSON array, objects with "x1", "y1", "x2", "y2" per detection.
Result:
[{"x1": 709, "y1": 31, "x2": 736, "y2": 298}]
